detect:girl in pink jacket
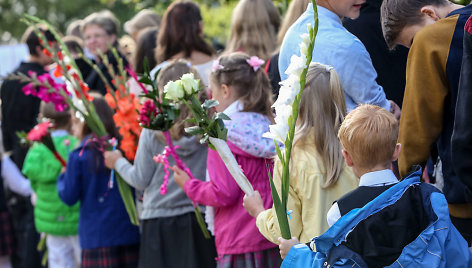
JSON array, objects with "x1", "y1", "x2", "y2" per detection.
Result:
[{"x1": 173, "y1": 52, "x2": 280, "y2": 267}]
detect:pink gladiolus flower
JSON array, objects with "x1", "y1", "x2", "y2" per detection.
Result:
[
  {"x1": 138, "y1": 100, "x2": 158, "y2": 127},
  {"x1": 27, "y1": 121, "x2": 51, "y2": 142},
  {"x1": 22, "y1": 83, "x2": 36, "y2": 95}
]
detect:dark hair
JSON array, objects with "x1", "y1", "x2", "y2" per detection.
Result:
[
  {"x1": 155, "y1": 1, "x2": 214, "y2": 64},
  {"x1": 380, "y1": 0, "x2": 449, "y2": 49},
  {"x1": 82, "y1": 94, "x2": 120, "y2": 141},
  {"x1": 211, "y1": 52, "x2": 273, "y2": 119},
  {"x1": 63, "y1": 35, "x2": 84, "y2": 55},
  {"x1": 134, "y1": 27, "x2": 158, "y2": 74},
  {"x1": 40, "y1": 102, "x2": 71, "y2": 129},
  {"x1": 22, "y1": 24, "x2": 56, "y2": 56}
]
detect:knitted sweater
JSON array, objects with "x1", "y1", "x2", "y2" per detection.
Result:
[{"x1": 22, "y1": 133, "x2": 79, "y2": 235}]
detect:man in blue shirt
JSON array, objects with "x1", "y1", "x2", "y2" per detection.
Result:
[{"x1": 279, "y1": 1, "x2": 400, "y2": 116}]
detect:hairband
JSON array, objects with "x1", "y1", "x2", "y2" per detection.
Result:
[
  {"x1": 325, "y1": 65, "x2": 334, "y2": 72},
  {"x1": 211, "y1": 56, "x2": 265, "y2": 73}
]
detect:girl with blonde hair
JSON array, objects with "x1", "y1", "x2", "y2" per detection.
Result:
[
  {"x1": 243, "y1": 63, "x2": 358, "y2": 244},
  {"x1": 224, "y1": 0, "x2": 281, "y2": 61}
]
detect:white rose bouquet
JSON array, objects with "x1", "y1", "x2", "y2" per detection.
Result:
[
  {"x1": 262, "y1": 0, "x2": 319, "y2": 239},
  {"x1": 164, "y1": 74, "x2": 255, "y2": 196}
]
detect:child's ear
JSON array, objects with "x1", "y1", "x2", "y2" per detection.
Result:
[
  {"x1": 420, "y1": 6, "x2": 440, "y2": 21},
  {"x1": 220, "y1": 84, "x2": 231, "y2": 99},
  {"x1": 342, "y1": 149, "x2": 354, "y2": 167},
  {"x1": 392, "y1": 143, "x2": 402, "y2": 162}
]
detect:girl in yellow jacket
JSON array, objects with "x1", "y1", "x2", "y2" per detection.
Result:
[{"x1": 243, "y1": 63, "x2": 358, "y2": 244}]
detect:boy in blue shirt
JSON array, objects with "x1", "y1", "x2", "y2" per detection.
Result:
[{"x1": 279, "y1": 105, "x2": 471, "y2": 267}]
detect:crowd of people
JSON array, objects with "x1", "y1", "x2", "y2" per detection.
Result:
[{"x1": 0, "y1": 0, "x2": 472, "y2": 267}]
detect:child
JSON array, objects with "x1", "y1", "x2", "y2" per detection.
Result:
[
  {"x1": 103, "y1": 60, "x2": 217, "y2": 268},
  {"x1": 380, "y1": 0, "x2": 472, "y2": 246},
  {"x1": 0, "y1": 153, "x2": 33, "y2": 268},
  {"x1": 22, "y1": 102, "x2": 80, "y2": 268},
  {"x1": 278, "y1": 0, "x2": 401, "y2": 117},
  {"x1": 57, "y1": 96, "x2": 140, "y2": 268},
  {"x1": 279, "y1": 105, "x2": 472, "y2": 267},
  {"x1": 243, "y1": 63, "x2": 358, "y2": 244},
  {"x1": 172, "y1": 52, "x2": 281, "y2": 267}
]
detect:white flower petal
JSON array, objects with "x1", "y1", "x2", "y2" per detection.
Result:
[{"x1": 285, "y1": 55, "x2": 306, "y2": 77}]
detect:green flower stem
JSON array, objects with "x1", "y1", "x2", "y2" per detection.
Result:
[
  {"x1": 116, "y1": 174, "x2": 140, "y2": 226},
  {"x1": 194, "y1": 206, "x2": 211, "y2": 239}
]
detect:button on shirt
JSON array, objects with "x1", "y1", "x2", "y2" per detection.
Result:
[
  {"x1": 326, "y1": 169, "x2": 398, "y2": 227},
  {"x1": 278, "y1": 4, "x2": 390, "y2": 112}
]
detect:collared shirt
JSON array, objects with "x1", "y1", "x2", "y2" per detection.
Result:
[
  {"x1": 222, "y1": 99, "x2": 243, "y2": 117},
  {"x1": 278, "y1": 4, "x2": 390, "y2": 112},
  {"x1": 51, "y1": 129, "x2": 68, "y2": 138},
  {"x1": 327, "y1": 169, "x2": 398, "y2": 226}
]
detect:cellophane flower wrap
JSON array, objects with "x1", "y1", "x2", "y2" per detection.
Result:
[
  {"x1": 261, "y1": 0, "x2": 319, "y2": 239},
  {"x1": 163, "y1": 74, "x2": 255, "y2": 196},
  {"x1": 11, "y1": 15, "x2": 139, "y2": 226},
  {"x1": 18, "y1": 120, "x2": 67, "y2": 167}
]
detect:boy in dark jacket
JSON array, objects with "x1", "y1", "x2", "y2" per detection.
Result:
[{"x1": 279, "y1": 105, "x2": 471, "y2": 267}]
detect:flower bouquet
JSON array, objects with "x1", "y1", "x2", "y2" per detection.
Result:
[
  {"x1": 83, "y1": 48, "x2": 143, "y2": 161},
  {"x1": 163, "y1": 74, "x2": 255, "y2": 196},
  {"x1": 131, "y1": 64, "x2": 210, "y2": 238},
  {"x1": 17, "y1": 120, "x2": 67, "y2": 167},
  {"x1": 11, "y1": 15, "x2": 139, "y2": 226},
  {"x1": 261, "y1": 0, "x2": 319, "y2": 239}
]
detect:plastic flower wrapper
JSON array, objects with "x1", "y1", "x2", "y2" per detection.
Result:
[
  {"x1": 17, "y1": 120, "x2": 67, "y2": 167},
  {"x1": 14, "y1": 15, "x2": 139, "y2": 226},
  {"x1": 163, "y1": 74, "x2": 255, "y2": 196},
  {"x1": 261, "y1": 0, "x2": 319, "y2": 239}
]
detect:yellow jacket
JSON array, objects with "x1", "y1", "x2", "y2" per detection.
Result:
[{"x1": 256, "y1": 138, "x2": 358, "y2": 244}]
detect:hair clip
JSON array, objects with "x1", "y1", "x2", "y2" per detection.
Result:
[
  {"x1": 325, "y1": 65, "x2": 334, "y2": 72},
  {"x1": 212, "y1": 60, "x2": 224, "y2": 73},
  {"x1": 246, "y1": 56, "x2": 265, "y2": 72}
]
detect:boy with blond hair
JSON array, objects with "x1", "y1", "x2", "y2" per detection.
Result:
[
  {"x1": 279, "y1": 105, "x2": 471, "y2": 267},
  {"x1": 381, "y1": 0, "x2": 472, "y2": 246}
]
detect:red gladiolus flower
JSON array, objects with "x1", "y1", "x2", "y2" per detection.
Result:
[{"x1": 27, "y1": 121, "x2": 51, "y2": 142}]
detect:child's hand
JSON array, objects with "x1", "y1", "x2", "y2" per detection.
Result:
[
  {"x1": 242, "y1": 191, "x2": 265, "y2": 218},
  {"x1": 104, "y1": 150, "x2": 123, "y2": 169},
  {"x1": 170, "y1": 165, "x2": 190, "y2": 189},
  {"x1": 278, "y1": 237, "x2": 300, "y2": 259}
]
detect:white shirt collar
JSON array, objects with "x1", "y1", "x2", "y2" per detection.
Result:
[
  {"x1": 223, "y1": 100, "x2": 244, "y2": 117},
  {"x1": 359, "y1": 169, "x2": 398, "y2": 187},
  {"x1": 51, "y1": 129, "x2": 68, "y2": 138}
]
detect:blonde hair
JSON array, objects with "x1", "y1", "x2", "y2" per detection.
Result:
[
  {"x1": 225, "y1": 0, "x2": 281, "y2": 61},
  {"x1": 157, "y1": 60, "x2": 208, "y2": 140},
  {"x1": 277, "y1": 0, "x2": 310, "y2": 46},
  {"x1": 338, "y1": 104, "x2": 399, "y2": 170},
  {"x1": 295, "y1": 63, "x2": 346, "y2": 188},
  {"x1": 211, "y1": 52, "x2": 273, "y2": 119}
]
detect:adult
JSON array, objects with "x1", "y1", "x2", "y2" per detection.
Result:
[
  {"x1": 0, "y1": 25, "x2": 54, "y2": 268},
  {"x1": 279, "y1": 0, "x2": 400, "y2": 116},
  {"x1": 343, "y1": 0, "x2": 409, "y2": 107},
  {"x1": 224, "y1": 0, "x2": 281, "y2": 61},
  {"x1": 82, "y1": 10, "x2": 128, "y2": 95},
  {"x1": 152, "y1": 1, "x2": 215, "y2": 87},
  {"x1": 129, "y1": 27, "x2": 158, "y2": 97},
  {"x1": 124, "y1": 9, "x2": 161, "y2": 41},
  {"x1": 266, "y1": 0, "x2": 310, "y2": 97}
]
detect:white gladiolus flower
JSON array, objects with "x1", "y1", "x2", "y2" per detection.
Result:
[
  {"x1": 180, "y1": 73, "x2": 200, "y2": 95},
  {"x1": 301, "y1": 33, "x2": 311, "y2": 56},
  {"x1": 274, "y1": 76, "x2": 300, "y2": 107},
  {"x1": 164, "y1": 80, "x2": 185, "y2": 101},
  {"x1": 285, "y1": 55, "x2": 307, "y2": 78},
  {"x1": 299, "y1": 42, "x2": 309, "y2": 57},
  {"x1": 307, "y1": 23, "x2": 313, "y2": 33},
  {"x1": 263, "y1": 123, "x2": 289, "y2": 144}
]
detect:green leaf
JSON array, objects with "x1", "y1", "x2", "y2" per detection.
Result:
[
  {"x1": 215, "y1": 112, "x2": 231, "y2": 121},
  {"x1": 202, "y1": 99, "x2": 219, "y2": 109},
  {"x1": 185, "y1": 126, "x2": 206, "y2": 135},
  {"x1": 138, "y1": 76, "x2": 153, "y2": 86}
]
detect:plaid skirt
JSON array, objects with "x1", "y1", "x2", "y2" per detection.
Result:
[
  {"x1": 81, "y1": 244, "x2": 139, "y2": 268},
  {"x1": 0, "y1": 211, "x2": 16, "y2": 257},
  {"x1": 217, "y1": 247, "x2": 282, "y2": 268}
]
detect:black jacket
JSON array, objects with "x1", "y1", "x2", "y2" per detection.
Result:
[
  {"x1": 343, "y1": 0, "x2": 409, "y2": 107},
  {"x1": 1, "y1": 62, "x2": 45, "y2": 169},
  {"x1": 85, "y1": 49, "x2": 128, "y2": 96},
  {"x1": 452, "y1": 15, "x2": 472, "y2": 203}
]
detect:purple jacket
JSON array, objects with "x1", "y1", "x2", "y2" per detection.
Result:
[{"x1": 184, "y1": 111, "x2": 277, "y2": 256}]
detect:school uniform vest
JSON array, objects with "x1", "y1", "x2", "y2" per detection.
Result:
[{"x1": 337, "y1": 184, "x2": 395, "y2": 216}]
